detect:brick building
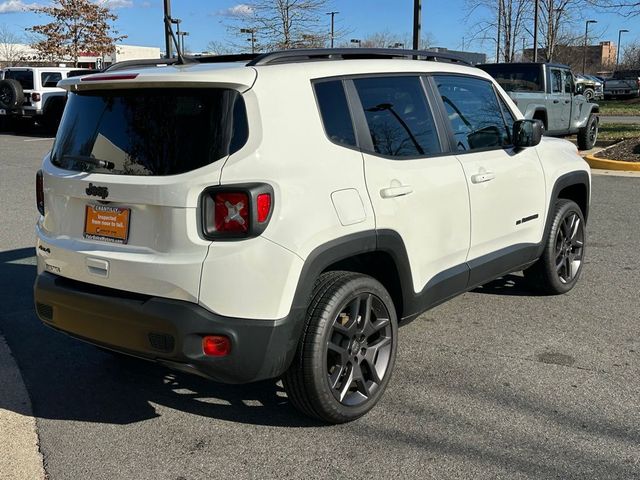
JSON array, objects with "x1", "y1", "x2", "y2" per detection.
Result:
[{"x1": 524, "y1": 41, "x2": 617, "y2": 74}]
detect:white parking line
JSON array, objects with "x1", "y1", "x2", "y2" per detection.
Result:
[{"x1": 23, "y1": 138, "x2": 54, "y2": 142}]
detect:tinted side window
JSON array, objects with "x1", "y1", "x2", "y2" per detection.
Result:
[
  {"x1": 314, "y1": 80, "x2": 356, "y2": 147},
  {"x1": 5, "y1": 70, "x2": 34, "y2": 90},
  {"x1": 551, "y1": 69, "x2": 563, "y2": 93},
  {"x1": 563, "y1": 71, "x2": 574, "y2": 94},
  {"x1": 41, "y1": 72, "x2": 62, "y2": 87},
  {"x1": 434, "y1": 75, "x2": 512, "y2": 152},
  {"x1": 353, "y1": 76, "x2": 440, "y2": 157}
]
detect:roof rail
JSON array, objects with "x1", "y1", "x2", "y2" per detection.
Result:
[
  {"x1": 104, "y1": 53, "x2": 259, "y2": 72},
  {"x1": 246, "y1": 48, "x2": 471, "y2": 67}
]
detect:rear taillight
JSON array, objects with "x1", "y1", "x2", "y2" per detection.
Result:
[
  {"x1": 31, "y1": 92, "x2": 41, "y2": 102},
  {"x1": 214, "y1": 192, "x2": 249, "y2": 233},
  {"x1": 201, "y1": 184, "x2": 273, "y2": 239},
  {"x1": 36, "y1": 169, "x2": 44, "y2": 215}
]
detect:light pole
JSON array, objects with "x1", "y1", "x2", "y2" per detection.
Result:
[
  {"x1": 178, "y1": 31, "x2": 189, "y2": 55},
  {"x1": 163, "y1": 0, "x2": 172, "y2": 58},
  {"x1": 413, "y1": 0, "x2": 421, "y2": 50},
  {"x1": 350, "y1": 38, "x2": 361, "y2": 48},
  {"x1": 171, "y1": 18, "x2": 182, "y2": 55},
  {"x1": 616, "y1": 29, "x2": 629, "y2": 69},
  {"x1": 326, "y1": 11, "x2": 339, "y2": 48},
  {"x1": 241, "y1": 28, "x2": 257, "y2": 54},
  {"x1": 583, "y1": 20, "x2": 597, "y2": 74}
]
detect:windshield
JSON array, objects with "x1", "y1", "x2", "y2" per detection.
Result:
[
  {"x1": 51, "y1": 88, "x2": 248, "y2": 176},
  {"x1": 478, "y1": 64, "x2": 543, "y2": 92},
  {"x1": 5, "y1": 70, "x2": 34, "y2": 90}
]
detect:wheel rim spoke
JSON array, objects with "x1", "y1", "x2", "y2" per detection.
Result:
[{"x1": 326, "y1": 292, "x2": 393, "y2": 406}]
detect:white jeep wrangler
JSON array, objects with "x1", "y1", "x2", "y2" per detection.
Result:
[
  {"x1": 34, "y1": 49, "x2": 590, "y2": 423},
  {"x1": 0, "y1": 66, "x2": 73, "y2": 130}
]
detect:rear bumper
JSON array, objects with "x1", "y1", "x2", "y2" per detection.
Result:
[
  {"x1": 34, "y1": 272, "x2": 303, "y2": 384},
  {"x1": 0, "y1": 107, "x2": 41, "y2": 117}
]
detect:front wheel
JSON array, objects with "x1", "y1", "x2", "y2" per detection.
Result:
[
  {"x1": 283, "y1": 271, "x2": 398, "y2": 423},
  {"x1": 524, "y1": 200, "x2": 586, "y2": 295},
  {"x1": 577, "y1": 114, "x2": 598, "y2": 150}
]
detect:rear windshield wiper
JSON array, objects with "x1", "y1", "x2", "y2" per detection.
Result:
[{"x1": 63, "y1": 155, "x2": 115, "y2": 170}]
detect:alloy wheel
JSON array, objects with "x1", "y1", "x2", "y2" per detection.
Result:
[
  {"x1": 326, "y1": 293, "x2": 393, "y2": 406},
  {"x1": 555, "y1": 211, "x2": 584, "y2": 284}
]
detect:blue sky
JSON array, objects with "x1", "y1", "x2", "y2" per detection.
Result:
[{"x1": 1, "y1": 0, "x2": 638, "y2": 59}]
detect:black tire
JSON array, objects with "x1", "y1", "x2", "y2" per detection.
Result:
[
  {"x1": 0, "y1": 79, "x2": 24, "y2": 109},
  {"x1": 283, "y1": 271, "x2": 398, "y2": 424},
  {"x1": 577, "y1": 114, "x2": 598, "y2": 150},
  {"x1": 524, "y1": 199, "x2": 586, "y2": 295}
]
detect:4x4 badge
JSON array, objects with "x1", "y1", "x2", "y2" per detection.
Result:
[{"x1": 86, "y1": 183, "x2": 109, "y2": 199}]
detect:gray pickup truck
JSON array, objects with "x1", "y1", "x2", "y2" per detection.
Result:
[
  {"x1": 478, "y1": 62, "x2": 600, "y2": 150},
  {"x1": 604, "y1": 70, "x2": 640, "y2": 99}
]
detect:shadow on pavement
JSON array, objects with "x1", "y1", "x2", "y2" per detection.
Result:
[
  {"x1": 472, "y1": 273, "x2": 545, "y2": 297},
  {"x1": 0, "y1": 119, "x2": 55, "y2": 138},
  {"x1": 0, "y1": 247, "x2": 321, "y2": 428}
]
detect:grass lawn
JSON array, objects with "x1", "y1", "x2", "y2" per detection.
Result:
[
  {"x1": 598, "y1": 123, "x2": 640, "y2": 141},
  {"x1": 598, "y1": 98, "x2": 640, "y2": 116}
]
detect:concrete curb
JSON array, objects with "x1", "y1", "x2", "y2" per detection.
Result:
[
  {"x1": 585, "y1": 154, "x2": 640, "y2": 172},
  {"x1": 0, "y1": 335, "x2": 45, "y2": 480}
]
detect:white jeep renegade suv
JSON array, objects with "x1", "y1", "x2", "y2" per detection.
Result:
[{"x1": 34, "y1": 49, "x2": 590, "y2": 423}]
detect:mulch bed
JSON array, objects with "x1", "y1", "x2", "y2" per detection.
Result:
[{"x1": 594, "y1": 138, "x2": 640, "y2": 162}]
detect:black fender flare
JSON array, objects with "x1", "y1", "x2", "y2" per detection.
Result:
[{"x1": 536, "y1": 170, "x2": 590, "y2": 259}]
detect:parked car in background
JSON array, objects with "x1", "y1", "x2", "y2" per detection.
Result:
[
  {"x1": 0, "y1": 66, "x2": 74, "y2": 131},
  {"x1": 575, "y1": 74, "x2": 603, "y2": 102},
  {"x1": 604, "y1": 70, "x2": 640, "y2": 99},
  {"x1": 478, "y1": 62, "x2": 600, "y2": 150}
]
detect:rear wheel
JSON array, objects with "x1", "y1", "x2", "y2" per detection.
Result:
[
  {"x1": 283, "y1": 271, "x2": 398, "y2": 423},
  {"x1": 525, "y1": 199, "x2": 586, "y2": 295}
]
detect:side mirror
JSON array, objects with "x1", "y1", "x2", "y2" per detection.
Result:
[{"x1": 513, "y1": 119, "x2": 543, "y2": 148}]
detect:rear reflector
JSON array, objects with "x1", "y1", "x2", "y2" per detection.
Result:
[
  {"x1": 203, "y1": 335, "x2": 231, "y2": 357},
  {"x1": 31, "y1": 92, "x2": 41, "y2": 102},
  {"x1": 81, "y1": 73, "x2": 139, "y2": 82}
]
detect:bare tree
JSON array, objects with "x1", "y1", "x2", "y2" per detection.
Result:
[
  {"x1": 0, "y1": 24, "x2": 26, "y2": 67},
  {"x1": 534, "y1": 0, "x2": 585, "y2": 62},
  {"x1": 620, "y1": 40, "x2": 640, "y2": 68},
  {"x1": 465, "y1": 0, "x2": 530, "y2": 62},
  {"x1": 27, "y1": 0, "x2": 126, "y2": 67},
  {"x1": 586, "y1": 1, "x2": 640, "y2": 16},
  {"x1": 224, "y1": 0, "x2": 335, "y2": 51},
  {"x1": 349, "y1": 31, "x2": 434, "y2": 50}
]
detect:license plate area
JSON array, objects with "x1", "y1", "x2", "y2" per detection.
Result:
[{"x1": 84, "y1": 204, "x2": 131, "y2": 244}]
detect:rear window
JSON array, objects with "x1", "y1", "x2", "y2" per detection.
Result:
[
  {"x1": 5, "y1": 70, "x2": 34, "y2": 90},
  {"x1": 51, "y1": 88, "x2": 248, "y2": 176},
  {"x1": 479, "y1": 64, "x2": 543, "y2": 92},
  {"x1": 41, "y1": 72, "x2": 63, "y2": 87}
]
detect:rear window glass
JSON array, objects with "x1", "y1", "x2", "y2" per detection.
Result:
[
  {"x1": 51, "y1": 88, "x2": 248, "y2": 176},
  {"x1": 314, "y1": 80, "x2": 356, "y2": 147},
  {"x1": 479, "y1": 64, "x2": 543, "y2": 92},
  {"x1": 5, "y1": 70, "x2": 34, "y2": 90},
  {"x1": 41, "y1": 72, "x2": 63, "y2": 87}
]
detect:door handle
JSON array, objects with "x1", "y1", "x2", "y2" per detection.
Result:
[
  {"x1": 564, "y1": 100, "x2": 570, "y2": 104},
  {"x1": 553, "y1": 99, "x2": 560, "y2": 104},
  {"x1": 471, "y1": 172, "x2": 496, "y2": 184},
  {"x1": 380, "y1": 185, "x2": 413, "y2": 198}
]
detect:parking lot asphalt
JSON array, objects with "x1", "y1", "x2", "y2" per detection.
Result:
[{"x1": 1, "y1": 131, "x2": 639, "y2": 480}]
